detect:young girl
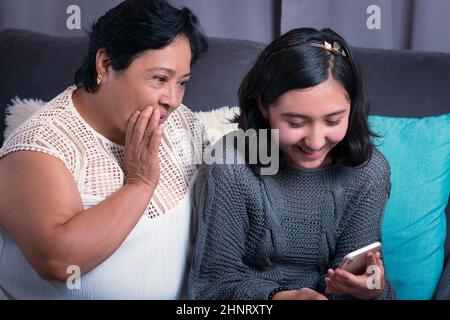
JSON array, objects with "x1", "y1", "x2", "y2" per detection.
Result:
[{"x1": 189, "y1": 28, "x2": 396, "y2": 300}]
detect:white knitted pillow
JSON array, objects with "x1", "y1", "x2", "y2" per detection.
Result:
[
  {"x1": 4, "y1": 98, "x2": 45, "y2": 140},
  {"x1": 4, "y1": 98, "x2": 240, "y2": 144},
  {"x1": 195, "y1": 106, "x2": 239, "y2": 144}
]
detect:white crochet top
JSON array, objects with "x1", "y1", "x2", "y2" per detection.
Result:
[
  {"x1": 0, "y1": 86, "x2": 206, "y2": 299},
  {"x1": 1, "y1": 85, "x2": 204, "y2": 218}
]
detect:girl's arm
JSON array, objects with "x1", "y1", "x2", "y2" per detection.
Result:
[
  {"x1": 188, "y1": 164, "x2": 281, "y2": 300},
  {"x1": 324, "y1": 155, "x2": 396, "y2": 300}
]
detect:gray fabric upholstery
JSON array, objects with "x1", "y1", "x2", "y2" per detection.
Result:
[
  {"x1": 1, "y1": 29, "x2": 450, "y2": 125},
  {"x1": 0, "y1": 28, "x2": 449, "y2": 298}
]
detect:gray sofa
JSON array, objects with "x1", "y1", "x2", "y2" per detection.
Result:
[{"x1": 0, "y1": 28, "x2": 449, "y2": 298}]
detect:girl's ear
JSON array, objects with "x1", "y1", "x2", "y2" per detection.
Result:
[{"x1": 256, "y1": 96, "x2": 269, "y2": 120}]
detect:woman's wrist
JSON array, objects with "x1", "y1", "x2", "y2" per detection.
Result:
[
  {"x1": 123, "y1": 181, "x2": 156, "y2": 203},
  {"x1": 125, "y1": 180, "x2": 156, "y2": 194}
]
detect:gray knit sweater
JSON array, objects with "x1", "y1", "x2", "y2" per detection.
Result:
[{"x1": 189, "y1": 143, "x2": 396, "y2": 300}]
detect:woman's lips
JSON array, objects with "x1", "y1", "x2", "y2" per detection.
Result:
[{"x1": 159, "y1": 116, "x2": 167, "y2": 124}]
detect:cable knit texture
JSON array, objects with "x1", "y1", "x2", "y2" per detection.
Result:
[{"x1": 189, "y1": 134, "x2": 396, "y2": 300}]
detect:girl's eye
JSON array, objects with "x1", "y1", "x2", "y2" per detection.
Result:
[
  {"x1": 326, "y1": 120, "x2": 342, "y2": 126},
  {"x1": 288, "y1": 122, "x2": 306, "y2": 128}
]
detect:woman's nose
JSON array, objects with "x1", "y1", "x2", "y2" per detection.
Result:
[{"x1": 159, "y1": 84, "x2": 181, "y2": 111}]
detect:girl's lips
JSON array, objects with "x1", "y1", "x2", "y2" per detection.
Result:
[
  {"x1": 297, "y1": 146, "x2": 323, "y2": 159},
  {"x1": 159, "y1": 116, "x2": 167, "y2": 124}
]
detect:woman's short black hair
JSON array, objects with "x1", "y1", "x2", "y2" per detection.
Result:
[
  {"x1": 75, "y1": 0, "x2": 208, "y2": 93},
  {"x1": 236, "y1": 27, "x2": 377, "y2": 168}
]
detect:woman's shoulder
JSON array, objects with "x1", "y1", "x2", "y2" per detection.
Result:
[
  {"x1": 8, "y1": 86, "x2": 75, "y2": 130},
  {"x1": 0, "y1": 87, "x2": 79, "y2": 169}
]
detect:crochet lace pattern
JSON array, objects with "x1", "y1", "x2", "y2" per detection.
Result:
[{"x1": 0, "y1": 86, "x2": 205, "y2": 218}]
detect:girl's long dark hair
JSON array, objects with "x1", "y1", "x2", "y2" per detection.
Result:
[{"x1": 236, "y1": 27, "x2": 377, "y2": 168}]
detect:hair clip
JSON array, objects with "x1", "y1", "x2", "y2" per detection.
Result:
[{"x1": 310, "y1": 41, "x2": 347, "y2": 57}]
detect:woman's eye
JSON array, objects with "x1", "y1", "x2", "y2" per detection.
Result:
[
  {"x1": 152, "y1": 76, "x2": 167, "y2": 84},
  {"x1": 326, "y1": 120, "x2": 341, "y2": 126},
  {"x1": 288, "y1": 122, "x2": 306, "y2": 128},
  {"x1": 179, "y1": 80, "x2": 189, "y2": 87}
]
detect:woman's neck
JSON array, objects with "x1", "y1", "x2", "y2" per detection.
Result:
[{"x1": 72, "y1": 87, "x2": 125, "y2": 145}]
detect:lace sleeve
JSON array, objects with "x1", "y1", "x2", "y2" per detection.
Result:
[{"x1": 0, "y1": 120, "x2": 80, "y2": 176}]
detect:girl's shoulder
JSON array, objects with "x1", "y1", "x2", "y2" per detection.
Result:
[
  {"x1": 359, "y1": 148, "x2": 391, "y2": 180},
  {"x1": 337, "y1": 148, "x2": 391, "y2": 192},
  {"x1": 197, "y1": 131, "x2": 261, "y2": 186}
]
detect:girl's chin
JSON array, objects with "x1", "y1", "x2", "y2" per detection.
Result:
[
  {"x1": 285, "y1": 148, "x2": 332, "y2": 169},
  {"x1": 294, "y1": 161, "x2": 324, "y2": 170}
]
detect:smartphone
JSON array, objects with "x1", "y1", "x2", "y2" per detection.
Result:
[{"x1": 338, "y1": 241, "x2": 381, "y2": 274}]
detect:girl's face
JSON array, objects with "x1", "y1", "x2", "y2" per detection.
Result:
[{"x1": 260, "y1": 77, "x2": 351, "y2": 170}]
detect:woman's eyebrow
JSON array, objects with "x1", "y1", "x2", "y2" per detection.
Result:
[
  {"x1": 281, "y1": 109, "x2": 347, "y2": 118},
  {"x1": 144, "y1": 67, "x2": 190, "y2": 78}
]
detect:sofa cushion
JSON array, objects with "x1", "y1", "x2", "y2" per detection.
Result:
[{"x1": 369, "y1": 114, "x2": 450, "y2": 299}]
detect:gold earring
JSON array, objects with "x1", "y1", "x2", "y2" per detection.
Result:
[{"x1": 96, "y1": 75, "x2": 103, "y2": 85}]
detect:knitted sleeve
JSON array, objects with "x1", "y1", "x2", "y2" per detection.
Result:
[
  {"x1": 328, "y1": 151, "x2": 396, "y2": 300},
  {"x1": 188, "y1": 163, "x2": 280, "y2": 300}
]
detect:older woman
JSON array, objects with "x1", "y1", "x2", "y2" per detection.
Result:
[{"x1": 0, "y1": 0, "x2": 207, "y2": 299}]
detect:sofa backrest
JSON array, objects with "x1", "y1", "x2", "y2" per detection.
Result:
[{"x1": 2, "y1": 29, "x2": 450, "y2": 122}]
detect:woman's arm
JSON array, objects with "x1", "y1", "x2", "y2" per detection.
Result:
[
  {"x1": 0, "y1": 106, "x2": 161, "y2": 282},
  {"x1": 188, "y1": 164, "x2": 280, "y2": 300}
]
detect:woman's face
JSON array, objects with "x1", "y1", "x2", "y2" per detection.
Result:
[
  {"x1": 103, "y1": 35, "x2": 192, "y2": 133},
  {"x1": 262, "y1": 77, "x2": 351, "y2": 170}
]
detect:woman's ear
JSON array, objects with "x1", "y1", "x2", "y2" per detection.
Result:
[
  {"x1": 256, "y1": 96, "x2": 269, "y2": 120},
  {"x1": 95, "y1": 48, "x2": 112, "y2": 83}
]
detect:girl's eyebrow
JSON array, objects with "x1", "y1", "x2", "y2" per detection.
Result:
[{"x1": 281, "y1": 109, "x2": 347, "y2": 119}]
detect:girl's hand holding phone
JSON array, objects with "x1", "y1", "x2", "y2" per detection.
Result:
[{"x1": 324, "y1": 251, "x2": 386, "y2": 300}]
